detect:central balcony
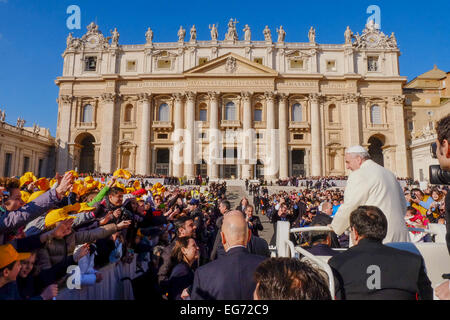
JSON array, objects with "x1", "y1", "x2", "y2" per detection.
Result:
[{"x1": 152, "y1": 121, "x2": 173, "y2": 131}]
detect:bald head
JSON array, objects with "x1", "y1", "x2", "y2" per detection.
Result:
[{"x1": 221, "y1": 210, "x2": 251, "y2": 250}]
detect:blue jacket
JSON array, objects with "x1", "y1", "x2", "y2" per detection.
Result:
[
  {"x1": 191, "y1": 246, "x2": 267, "y2": 300},
  {"x1": 0, "y1": 189, "x2": 61, "y2": 245}
]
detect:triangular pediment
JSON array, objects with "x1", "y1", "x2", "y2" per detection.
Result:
[{"x1": 184, "y1": 52, "x2": 278, "y2": 77}]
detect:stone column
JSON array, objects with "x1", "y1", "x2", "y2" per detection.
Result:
[
  {"x1": 172, "y1": 93, "x2": 184, "y2": 177},
  {"x1": 278, "y1": 93, "x2": 289, "y2": 179},
  {"x1": 183, "y1": 91, "x2": 196, "y2": 179},
  {"x1": 56, "y1": 95, "x2": 73, "y2": 173},
  {"x1": 138, "y1": 93, "x2": 151, "y2": 175},
  {"x1": 264, "y1": 91, "x2": 278, "y2": 181},
  {"x1": 310, "y1": 93, "x2": 322, "y2": 176},
  {"x1": 392, "y1": 95, "x2": 409, "y2": 177},
  {"x1": 208, "y1": 91, "x2": 220, "y2": 179},
  {"x1": 99, "y1": 93, "x2": 117, "y2": 173},
  {"x1": 344, "y1": 93, "x2": 361, "y2": 146},
  {"x1": 241, "y1": 91, "x2": 252, "y2": 179}
]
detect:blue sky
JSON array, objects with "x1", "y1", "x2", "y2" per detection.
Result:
[{"x1": 0, "y1": 0, "x2": 449, "y2": 135}]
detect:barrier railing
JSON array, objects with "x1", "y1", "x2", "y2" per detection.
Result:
[{"x1": 55, "y1": 255, "x2": 147, "y2": 300}]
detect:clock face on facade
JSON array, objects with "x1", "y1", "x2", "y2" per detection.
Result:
[
  {"x1": 366, "y1": 34, "x2": 379, "y2": 47},
  {"x1": 86, "y1": 35, "x2": 99, "y2": 48}
]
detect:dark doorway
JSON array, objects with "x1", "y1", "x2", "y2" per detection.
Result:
[
  {"x1": 368, "y1": 136, "x2": 384, "y2": 167},
  {"x1": 291, "y1": 149, "x2": 305, "y2": 176},
  {"x1": 79, "y1": 134, "x2": 95, "y2": 173}
]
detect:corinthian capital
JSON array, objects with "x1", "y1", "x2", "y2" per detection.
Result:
[
  {"x1": 185, "y1": 91, "x2": 197, "y2": 102},
  {"x1": 391, "y1": 95, "x2": 405, "y2": 105},
  {"x1": 343, "y1": 93, "x2": 361, "y2": 104},
  {"x1": 264, "y1": 91, "x2": 276, "y2": 101},
  {"x1": 59, "y1": 95, "x2": 73, "y2": 104},
  {"x1": 240, "y1": 91, "x2": 252, "y2": 102},
  {"x1": 100, "y1": 93, "x2": 117, "y2": 103},
  {"x1": 207, "y1": 91, "x2": 220, "y2": 101},
  {"x1": 172, "y1": 92, "x2": 185, "y2": 103},
  {"x1": 277, "y1": 93, "x2": 288, "y2": 103},
  {"x1": 309, "y1": 93, "x2": 323, "y2": 103},
  {"x1": 138, "y1": 93, "x2": 150, "y2": 103}
]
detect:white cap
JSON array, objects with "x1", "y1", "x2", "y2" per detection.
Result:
[{"x1": 345, "y1": 145, "x2": 368, "y2": 154}]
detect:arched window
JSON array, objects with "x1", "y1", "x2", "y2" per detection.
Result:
[
  {"x1": 370, "y1": 105, "x2": 382, "y2": 124},
  {"x1": 292, "y1": 103, "x2": 302, "y2": 122},
  {"x1": 225, "y1": 102, "x2": 236, "y2": 120},
  {"x1": 158, "y1": 103, "x2": 169, "y2": 121},
  {"x1": 124, "y1": 104, "x2": 133, "y2": 122},
  {"x1": 82, "y1": 104, "x2": 93, "y2": 123},
  {"x1": 328, "y1": 104, "x2": 337, "y2": 123}
]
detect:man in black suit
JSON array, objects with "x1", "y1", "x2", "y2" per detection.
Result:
[
  {"x1": 244, "y1": 205, "x2": 263, "y2": 237},
  {"x1": 311, "y1": 201, "x2": 333, "y2": 226},
  {"x1": 191, "y1": 211, "x2": 267, "y2": 300},
  {"x1": 209, "y1": 200, "x2": 230, "y2": 261},
  {"x1": 328, "y1": 206, "x2": 433, "y2": 300}
]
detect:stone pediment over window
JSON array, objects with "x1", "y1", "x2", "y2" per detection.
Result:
[
  {"x1": 184, "y1": 53, "x2": 278, "y2": 77},
  {"x1": 284, "y1": 50, "x2": 312, "y2": 59}
]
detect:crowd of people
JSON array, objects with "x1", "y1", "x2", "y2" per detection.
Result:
[{"x1": 2, "y1": 115, "x2": 450, "y2": 301}]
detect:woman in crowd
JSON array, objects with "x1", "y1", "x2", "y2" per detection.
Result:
[{"x1": 168, "y1": 236, "x2": 199, "y2": 300}]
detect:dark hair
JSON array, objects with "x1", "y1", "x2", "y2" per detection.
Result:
[
  {"x1": 171, "y1": 236, "x2": 193, "y2": 264},
  {"x1": 349, "y1": 206, "x2": 387, "y2": 241},
  {"x1": 436, "y1": 114, "x2": 450, "y2": 144},
  {"x1": 0, "y1": 178, "x2": 20, "y2": 193},
  {"x1": 254, "y1": 258, "x2": 331, "y2": 300},
  {"x1": 220, "y1": 200, "x2": 231, "y2": 210},
  {"x1": 0, "y1": 261, "x2": 17, "y2": 277},
  {"x1": 411, "y1": 188, "x2": 424, "y2": 197},
  {"x1": 173, "y1": 216, "x2": 193, "y2": 235},
  {"x1": 108, "y1": 187, "x2": 124, "y2": 196}
]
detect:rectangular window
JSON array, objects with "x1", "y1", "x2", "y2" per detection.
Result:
[
  {"x1": 256, "y1": 133, "x2": 263, "y2": 139},
  {"x1": 326, "y1": 60, "x2": 336, "y2": 72},
  {"x1": 198, "y1": 57, "x2": 208, "y2": 66},
  {"x1": 223, "y1": 148, "x2": 238, "y2": 158},
  {"x1": 253, "y1": 57, "x2": 263, "y2": 65},
  {"x1": 126, "y1": 60, "x2": 137, "y2": 72},
  {"x1": 157, "y1": 59, "x2": 172, "y2": 69},
  {"x1": 293, "y1": 134, "x2": 304, "y2": 140},
  {"x1": 198, "y1": 132, "x2": 207, "y2": 139},
  {"x1": 254, "y1": 109, "x2": 263, "y2": 122},
  {"x1": 408, "y1": 121, "x2": 414, "y2": 131},
  {"x1": 84, "y1": 56, "x2": 97, "y2": 71},
  {"x1": 290, "y1": 59, "x2": 304, "y2": 69},
  {"x1": 199, "y1": 109, "x2": 207, "y2": 122},
  {"x1": 4, "y1": 153, "x2": 12, "y2": 176},
  {"x1": 367, "y1": 56, "x2": 378, "y2": 72},
  {"x1": 157, "y1": 133, "x2": 168, "y2": 139},
  {"x1": 23, "y1": 156, "x2": 30, "y2": 174}
]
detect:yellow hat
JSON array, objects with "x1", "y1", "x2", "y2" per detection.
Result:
[
  {"x1": 72, "y1": 180, "x2": 87, "y2": 196},
  {"x1": 116, "y1": 182, "x2": 125, "y2": 191},
  {"x1": 20, "y1": 191, "x2": 30, "y2": 203},
  {"x1": 133, "y1": 180, "x2": 141, "y2": 190},
  {"x1": 0, "y1": 244, "x2": 31, "y2": 269},
  {"x1": 19, "y1": 172, "x2": 37, "y2": 187},
  {"x1": 113, "y1": 169, "x2": 131, "y2": 180},
  {"x1": 27, "y1": 190, "x2": 45, "y2": 203},
  {"x1": 65, "y1": 170, "x2": 79, "y2": 178},
  {"x1": 126, "y1": 187, "x2": 135, "y2": 194},
  {"x1": 84, "y1": 176, "x2": 94, "y2": 184},
  {"x1": 45, "y1": 204, "x2": 79, "y2": 227},
  {"x1": 78, "y1": 202, "x2": 96, "y2": 212},
  {"x1": 35, "y1": 178, "x2": 50, "y2": 192},
  {"x1": 49, "y1": 179, "x2": 57, "y2": 188}
]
